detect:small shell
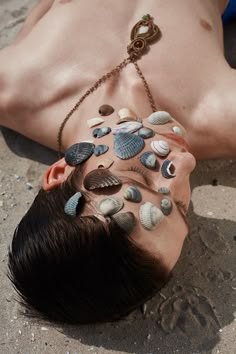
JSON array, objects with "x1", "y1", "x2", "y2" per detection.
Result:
[
  {"x1": 94, "y1": 144, "x2": 109, "y2": 156},
  {"x1": 97, "y1": 197, "x2": 124, "y2": 216},
  {"x1": 98, "y1": 104, "x2": 114, "y2": 116},
  {"x1": 161, "y1": 160, "x2": 176, "y2": 179},
  {"x1": 138, "y1": 127, "x2": 155, "y2": 139},
  {"x1": 139, "y1": 202, "x2": 164, "y2": 230},
  {"x1": 140, "y1": 151, "x2": 157, "y2": 170},
  {"x1": 92, "y1": 127, "x2": 111, "y2": 138},
  {"x1": 64, "y1": 192, "x2": 82, "y2": 217},
  {"x1": 96, "y1": 158, "x2": 114, "y2": 169},
  {"x1": 123, "y1": 186, "x2": 142, "y2": 203},
  {"x1": 117, "y1": 117, "x2": 142, "y2": 124},
  {"x1": 172, "y1": 126, "x2": 183, "y2": 136},
  {"x1": 112, "y1": 212, "x2": 136, "y2": 234},
  {"x1": 87, "y1": 117, "x2": 105, "y2": 128},
  {"x1": 158, "y1": 187, "x2": 170, "y2": 195},
  {"x1": 118, "y1": 108, "x2": 136, "y2": 119},
  {"x1": 147, "y1": 111, "x2": 171, "y2": 125},
  {"x1": 112, "y1": 121, "x2": 142, "y2": 135},
  {"x1": 114, "y1": 132, "x2": 145, "y2": 160},
  {"x1": 83, "y1": 169, "x2": 121, "y2": 190},
  {"x1": 65, "y1": 142, "x2": 95, "y2": 166},
  {"x1": 161, "y1": 198, "x2": 173, "y2": 216},
  {"x1": 151, "y1": 140, "x2": 170, "y2": 157}
]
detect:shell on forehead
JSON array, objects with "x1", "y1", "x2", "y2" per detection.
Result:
[
  {"x1": 64, "y1": 192, "x2": 82, "y2": 217},
  {"x1": 87, "y1": 117, "x2": 105, "y2": 128},
  {"x1": 112, "y1": 212, "x2": 136, "y2": 234},
  {"x1": 112, "y1": 121, "x2": 142, "y2": 135},
  {"x1": 92, "y1": 127, "x2": 111, "y2": 138},
  {"x1": 123, "y1": 186, "x2": 142, "y2": 203},
  {"x1": 113, "y1": 132, "x2": 145, "y2": 160},
  {"x1": 97, "y1": 197, "x2": 124, "y2": 216},
  {"x1": 140, "y1": 151, "x2": 157, "y2": 170},
  {"x1": 139, "y1": 202, "x2": 164, "y2": 230},
  {"x1": 161, "y1": 198, "x2": 173, "y2": 216},
  {"x1": 151, "y1": 140, "x2": 170, "y2": 157},
  {"x1": 147, "y1": 111, "x2": 172, "y2": 125},
  {"x1": 65, "y1": 142, "x2": 95, "y2": 166},
  {"x1": 161, "y1": 159, "x2": 176, "y2": 179},
  {"x1": 118, "y1": 108, "x2": 137, "y2": 119},
  {"x1": 94, "y1": 144, "x2": 109, "y2": 156},
  {"x1": 96, "y1": 158, "x2": 114, "y2": 169},
  {"x1": 83, "y1": 169, "x2": 121, "y2": 190},
  {"x1": 138, "y1": 127, "x2": 155, "y2": 139},
  {"x1": 158, "y1": 187, "x2": 170, "y2": 195}
]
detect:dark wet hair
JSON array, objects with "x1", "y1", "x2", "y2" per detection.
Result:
[{"x1": 8, "y1": 167, "x2": 170, "y2": 324}]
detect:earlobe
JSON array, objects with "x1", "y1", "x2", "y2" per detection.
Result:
[{"x1": 42, "y1": 158, "x2": 74, "y2": 191}]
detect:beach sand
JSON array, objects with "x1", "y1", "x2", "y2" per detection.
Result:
[{"x1": 0, "y1": 1, "x2": 235, "y2": 353}]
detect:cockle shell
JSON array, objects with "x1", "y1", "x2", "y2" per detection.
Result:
[
  {"x1": 140, "y1": 151, "x2": 157, "y2": 170},
  {"x1": 97, "y1": 197, "x2": 124, "y2": 216},
  {"x1": 112, "y1": 212, "x2": 136, "y2": 234},
  {"x1": 160, "y1": 198, "x2": 173, "y2": 216},
  {"x1": 64, "y1": 192, "x2": 82, "y2": 217},
  {"x1": 158, "y1": 187, "x2": 170, "y2": 195},
  {"x1": 161, "y1": 160, "x2": 176, "y2": 179},
  {"x1": 94, "y1": 144, "x2": 109, "y2": 156},
  {"x1": 96, "y1": 158, "x2": 114, "y2": 169},
  {"x1": 151, "y1": 140, "x2": 170, "y2": 157},
  {"x1": 118, "y1": 108, "x2": 136, "y2": 119},
  {"x1": 65, "y1": 142, "x2": 95, "y2": 166},
  {"x1": 92, "y1": 127, "x2": 111, "y2": 138},
  {"x1": 172, "y1": 126, "x2": 183, "y2": 136},
  {"x1": 112, "y1": 121, "x2": 142, "y2": 135},
  {"x1": 123, "y1": 186, "x2": 142, "y2": 203},
  {"x1": 139, "y1": 202, "x2": 164, "y2": 230},
  {"x1": 113, "y1": 132, "x2": 145, "y2": 160},
  {"x1": 99, "y1": 104, "x2": 114, "y2": 116},
  {"x1": 83, "y1": 169, "x2": 121, "y2": 190},
  {"x1": 147, "y1": 111, "x2": 172, "y2": 125},
  {"x1": 138, "y1": 127, "x2": 155, "y2": 139},
  {"x1": 87, "y1": 117, "x2": 105, "y2": 128}
]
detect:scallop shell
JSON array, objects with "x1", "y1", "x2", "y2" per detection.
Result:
[
  {"x1": 161, "y1": 160, "x2": 176, "y2": 179},
  {"x1": 140, "y1": 151, "x2": 157, "y2": 170},
  {"x1": 172, "y1": 126, "x2": 183, "y2": 136},
  {"x1": 118, "y1": 108, "x2": 136, "y2": 119},
  {"x1": 92, "y1": 127, "x2": 111, "y2": 138},
  {"x1": 147, "y1": 111, "x2": 172, "y2": 125},
  {"x1": 139, "y1": 202, "x2": 164, "y2": 230},
  {"x1": 87, "y1": 117, "x2": 105, "y2": 128},
  {"x1": 94, "y1": 144, "x2": 109, "y2": 156},
  {"x1": 123, "y1": 186, "x2": 142, "y2": 203},
  {"x1": 158, "y1": 187, "x2": 170, "y2": 195},
  {"x1": 151, "y1": 140, "x2": 170, "y2": 157},
  {"x1": 112, "y1": 121, "x2": 142, "y2": 135},
  {"x1": 64, "y1": 192, "x2": 82, "y2": 217},
  {"x1": 96, "y1": 158, "x2": 114, "y2": 169},
  {"x1": 138, "y1": 127, "x2": 155, "y2": 139},
  {"x1": 97, "y1": 197, "x2": 124, "y2": 216},
  {"x1": 114, "y1": 132, "x2": 145, "y2": 160},
  {"x1": 65, "y1": 142, "x2": 95, "y2": 166},
  {"x1": 112, "y1": 212, "x2": 136, "y2": 234},
  {"x1": 84, "y1": 169, "x2": 121, "y2": 190},
  {"x1": 98, "y1": 104, "x2": 114, "y2": 116},
  {"x1": 160, "y1": 198, "x2": 173, "y2": 216}
]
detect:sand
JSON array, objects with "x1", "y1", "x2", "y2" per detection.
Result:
[{"x1": 0, "y1": 1, "x2": 235, "y2": 353}]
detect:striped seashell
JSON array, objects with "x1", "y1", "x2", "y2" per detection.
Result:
[
  {"x1": 172, "y1": 126, "x2": 183, "y2": 136},
  {"x1": 94, "y1": 144, "x2": 109, "y2": 156},
  {"x1": 161, "y1": 198, "x2": 173, "y2": 216},
  {"x1": 147, "y1": 111, "x2": 172, "y2": 125},
  {"x1": 139, "y1": 202, "x2": 164, "y2": 230},
  {"x1": 96, "y1": 158, "x2": 114, "y2": 169},
  {"x1": 138, "y1": 127, "x2": 155, "y2": 139},
  {"x1": 98, "y1": 104, "x2": 114, "y2": 116},
  {"x1": 83, "y1": 169, "x2": 121, "y2": 190},
  {"x1": 64, "y1": 192, "x2": 82, "y2": 217},
  {"x1": 161, "y1": 160, "x2": 176, "y2": 179},
  {"x1": 123, "y1": 186, "x2": 142, "y2": 203},
  {"x1": 151, "y1": 140, "x2": 170, "y2": 157},
  {"x1": 117, "y1": 117, "x2": 142, "y2": 124},
  {"x1": 113, "y1": 132, "x2": 145, "y2": 160},
  {"x1": 118, "y1": 108, "x2": 136, "y2": 119},
  {"x1": 65, "y1": 142, "x2": 95, "y2": 166},
  {"x1": 112, "y1": 212, "x2": 136, "y2": 234},
  {"x1": 112, "y1": 121, "x2": 142, "y2": 135},
  {"x1": 158, "y1": 187, "x2": 170, "y2": 195},
  {"x1": 92, "y1": 127, "x2": 111, "y2": 138},
  {"x1": 87, "y1": 117, "x2": 105, "y2": 128},
  {"x1": 140, "y1": 151, "x2": 157, "y2": 170},
  {"x1": 97, "y1": 197, "x2": 124, "y2": 216}
]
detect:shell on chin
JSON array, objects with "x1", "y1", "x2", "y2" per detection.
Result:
[
  {"x1": 140, "y1": 151, "x2": 157, "y2": 170},
  {"x1": 147, "y1": 111, "x2": 172, "y2": 125},
  {"x1": 139, "y1": 202, "x2": 165, "y2": 230},
  {"x1": 151, "y1": 140, "x2": 170, "y2": 157},
  {"x1": 64, "y1": 192, "x2": 82, "y2": 217},
  {"x1": 97, "y1": 197, "x2": 124, "y2": 216},
  {"x1": 65, "y1": 142, "x2": 95, "y2": 166},
  {"x1": 112, "y1": 212, "x2": 136, "y2": 234},
  {"x1": 83, "y1": 169, "x2": 121, "y2": 190},
  {"x1": 113, "y1": 132, "x2": 145, "y2": 160},
  {"x1": 123, "y1": 186, "x2": 142, "y2": 203}
]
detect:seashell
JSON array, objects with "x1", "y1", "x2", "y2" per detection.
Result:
[
  {"x1": 161, "y1": 160, "x2": 176, "y2": 179},
  {"x1": 84, "y1": 169, "x2": 121, "y2": 190},
  {"x1": 140, "y1": 151, "x2": 157, "y2": 170},
  {"x1": 81, "y1": 140, "x2": 94, "y2": 143},
  {"x1": 94, "y1": 144, "x2": 109, "y2": 156},
  {"x1": 112, "y1": 121, "x2": 142, "y2": 135},
  {"x1": 158, "y1": 187, "x2": 170, "y2": 195},
  {"x1": 160, "y1": 198, "x2": 173, "y2": 216},
  {"x1": 151, "y1": 140, "x2": 170, "y2": 157},
  {"x1": 112, "y1": 212, "x2": 136, "y2": 234},
  {"x1": 97, "y1": 197, "x2": 124, "y2": 216},
  {"x1": 139, "y1": 202, "x2": 164, "y2": 230},
  {"x1": 98, "y1": 104, "x2": 114, "y2": 116},
  {"x1": 114, "y1": 132, "x2": 145, "y2": 159},
  {"x1": 96, "y1": 158, "x2": 114, "y2": 169},
  {"x1": 123, "y1": 186, "x2": 142, "y2": 203},
  {"x1": 64, "y1": 192, "x2": 82, "y2": 217},
  {"x1": 147, "y1": 111, "x2": 172, "y2": 125},
  {"x1": 87, "y1": 117, "x2": 105, "y2": 128},
  {"x1": 172, "y1": 126, "x2": 183, "y2": 136},
  {"x1": 138, "y1": 127, "x2": 155, "y2": 139},
  {"x1": 65, "y1": 142, "x2": 95, "y2": 166},
  {"x1": 138, "y1": 25, "x2": 149, "y2": 35},
  {"x1": 118, "y1": 108, "x2": 136, "y2": 119},
  {"x1": 117, "y1": 117, "x2": 142, "y2": 124},
  {"x1": 92, "y1": 127, "x2": 111, "y2": 138}
]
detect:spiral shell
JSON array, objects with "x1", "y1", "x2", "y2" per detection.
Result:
[
  {"x1": 172, "y1": 126, "x2": 183, "y2": 136},
  {"x1": 139, "y1": 202, "x2": 164, "y2": 230},
  {"x1": 140, "y1": 151, "x2": 157, "y2": 170},
  {"x1": 112, "y1": 121, "x2": 142, "y2": 135},
  {"x1": 123, "y1": 186, "x2": 142, "y2": 202},
  {"x1": 64, "y1": 192, "x2": 82, "y2": 217},
  {"x1": 161, "y1": 160, "x2": 176, "y2": 179},
  {"x1": 96, "y1": 159, "x2": 114, "y2": 169},
  {"x1": 87, "y1": 117, "x2": 105, "y2": 128},
  {"x1": 138, "y1": 127, "x2": 155, "y2": 139},
  {"x1": 113, "y1": 132, "x2": 145, "y2": 159},
  {"x1": 151, "y1": 140, "x2": 170, "y2": 157},
  {"x1": 99, "y1": 104, "x2": 114, "y2": 116},
  {"x1": 112, "y1": 212, "x2": 136, "y2": 234},
  {"x1": 147, "y1": 111, "x2": 172, "y2": 125},
  {"x1": 92, "y1": 127, "x2": 111, "y2": 138},
  {"x1": 84, "y1": 169, "x2": 121, "y2": 190},
  {"x1": 94, "y1": 144, "x2": 109, "y2": 156},
  {"x1": 160, "y1": 198, "x2": 173, "y2": 216},
  {"x1": 65, "y1": 142, "x2": 95, "y2": 166},
  {"x1": 97, "y1": 197, "x2": 124, "y2": 216},
  {"x1": 158, "y1": 187, "x2": 170, "y2": 195}
]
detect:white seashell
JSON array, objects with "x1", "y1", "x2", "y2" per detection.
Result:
[
  {"x1": 97, "y1": 197, "x2": 124, "y2": 216},
  {"x1": 81, "y1": 140, "x2": 94, "y2": 143},
  {"x1": 138, "y1": 25, "x2": 149, "y2": 35},
  {"x1": 147, "y1": 111, "x2": 172, "y2": 125},
  {"x1": 96, "y1": 158, "x2": 114, "y2": 169},
  {"x1": 172, "y1": 126, "x2": 183, "y2": 136},
  {"x1": 118, "y1": 108, "x2": 137, "y2": 120},
  {"x1": 139, "y1": 202, "x2": 164, "y2": 230},
  {"x1": 151, "y1": 140, "x2": 170, "y2": 157},
  {"x1": 87, "y1": 117, "x2": 105, "y2": 128},
  {"x1": 112, "y1": 121, "x2": 142, "y2": 135}
]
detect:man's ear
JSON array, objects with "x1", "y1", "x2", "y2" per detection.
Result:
[{"x1": 42, "y1": 158, "x2": 74, "y2": 191}]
